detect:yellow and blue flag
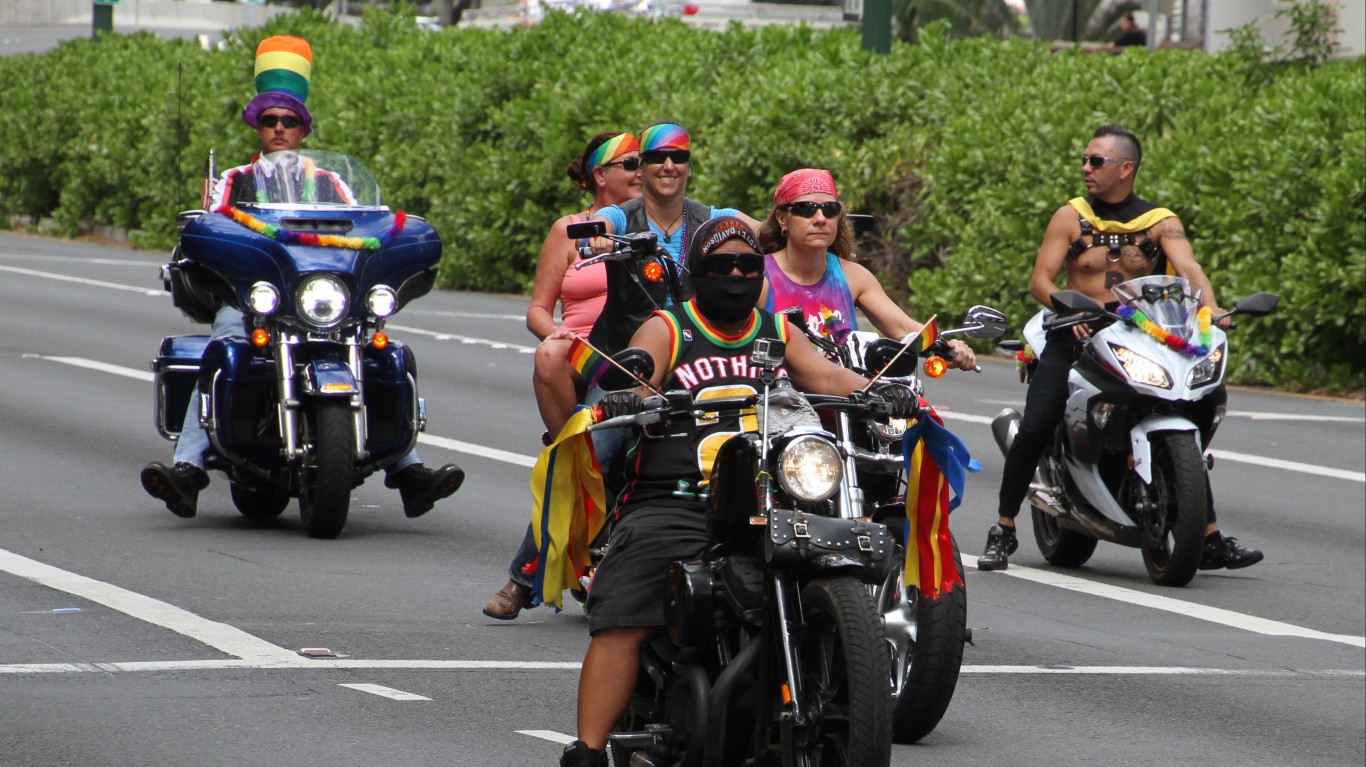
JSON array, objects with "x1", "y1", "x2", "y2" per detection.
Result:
[
  {"x1": 901, "y1": 407, "x2": 975, "y2": 597},
  {"x1": 529, "y1": 408, "x2": 607, "y2": 611}
]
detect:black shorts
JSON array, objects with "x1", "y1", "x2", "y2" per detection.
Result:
[{"x1": 586, "y1": 506, "x2": 709, "y2": 634}]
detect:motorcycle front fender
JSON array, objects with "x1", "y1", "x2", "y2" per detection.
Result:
[
  {"x1": 303, "y1": 359, "x2": 358, "y2": 396},
  {"x1": 1130, "y1": 415, "x2": 1202, "y2": 484}
]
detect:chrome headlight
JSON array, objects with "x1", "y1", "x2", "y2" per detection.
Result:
[
  {"x1": 776, "y1": 435, "x2": 843, "y2": 503},
  {"x1": 247, "y1": 281, "x2": 280, "y2": 315},
  {"x1": 1108, "y1": 343, "x2": 1172, "y2": 389},
  {"x1": 1187, "y1": 344, "x2": 1226, "y2": 388},
  {"x1": 297, "y1": 275, "x2": 349, "y2": 327},
  {"x1": 870, "y1": 417, "x2": 907, "y2": 442},
  {"x1": 366, "y1": 285, "x2": 398, "y2": 318}
]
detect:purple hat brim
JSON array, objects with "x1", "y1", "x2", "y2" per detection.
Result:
[{"x1": 242, "y1": 92, "x2": 313, "y2": 135}]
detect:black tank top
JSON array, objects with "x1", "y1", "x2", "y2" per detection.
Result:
[{"x1": 618, "y1": 301, "x2": 790, "y2": 514}]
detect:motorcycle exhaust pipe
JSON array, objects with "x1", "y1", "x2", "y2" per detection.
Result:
[
  {"x1": 991, "y1": 408, "x2": 1020, "y2": 456},
  {"x1": 699, "y1": 638, "x2": 762, "y2": 767}
]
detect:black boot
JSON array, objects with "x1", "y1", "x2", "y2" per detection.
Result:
[
  {"x1": 1200, "y1": 532, "x2": 1264, "y2": 570},
  {"x1": 559, "y1": 740, "x2": 608, "y2": 767},
  {"x1": 978, "y1": 523, "x2": 1018, "y2": 571},
  {"x1": 384, "y1": 463, "x2": 465, "y2": 518},
  {"x1": 140, "y1": 462, "x2": 209, "y2": 519}
]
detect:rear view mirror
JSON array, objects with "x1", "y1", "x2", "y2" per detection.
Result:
[
  {"x1": 847, "y1": 214, "x2": 876, "y2": 237},
  {"x1": 597, "y1": 347, "x2": 655, "y2": 391},
  {"x1": 959, "y1": 305, "x2": 1008, "y2": 340},
  {"x1": 566, "y1": 220, "x2": 606, "y2": 240},
  {"x1": 1050, "y1": 290, "x2": 1104, "y2": 316},
  {"x1": 1231, "y1": 292, "x2": 1279, "y2": 317}
]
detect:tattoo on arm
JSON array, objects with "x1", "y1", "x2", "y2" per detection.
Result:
[{"x1": 1162, "y1": 220, "x2": 1187, "y2": 241}]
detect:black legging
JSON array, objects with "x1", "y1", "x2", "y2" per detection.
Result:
[{"x1": 997, "y1": 328, "x2": 1217, "y2": 524}]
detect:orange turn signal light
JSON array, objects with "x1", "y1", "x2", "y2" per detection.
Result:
[
  {"x1": 642, "y1": 261, "x2": 664, "y2": 282},
  {"x1": 251, "y1": 328, "x2": 270, "y2": 347},
  {"x1": 923, "y1": 355, "x2": 948, "y2": 378},
  {"x1": 372, "y1": 331, "x2": 389, "y2": 349}
]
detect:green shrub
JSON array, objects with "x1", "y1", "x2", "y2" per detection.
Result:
[{"x1": 0, "y1": 10, "x2": 1360, "y2": 391}]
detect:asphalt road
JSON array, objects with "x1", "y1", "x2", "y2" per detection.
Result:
[{"x1": 0, "y1": 231, "x2": 1362, "y2": 766}]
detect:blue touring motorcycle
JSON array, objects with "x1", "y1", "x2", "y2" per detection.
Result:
[{"x1": 152, "y1": 150, "x2": 440, "y2": 538}]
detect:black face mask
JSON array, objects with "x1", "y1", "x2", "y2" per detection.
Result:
[{"x1": 692, "y1": 274, "x2": 762, "y2": 325}]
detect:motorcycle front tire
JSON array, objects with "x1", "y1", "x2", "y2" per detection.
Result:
[
  {"x1": 890, "y1": 534, "x2": 967, "y2": 744},
  {"x1": 796, "y1": 576, "x2": 892, "y2": 766},
  {"x1": 298, "y1": 400, "x2": 354, "y2": 539},
  {"x1": 1140, "y1": 432, "x2": 1207, "y2": 586}
]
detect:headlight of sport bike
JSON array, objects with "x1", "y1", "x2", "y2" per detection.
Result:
[
  {"x1": 247, "y1": 281, "x2": 280, "y2": 315},
  {"x1": 297, "y1": 275, "x2": 349, "y2": 327},
  {"x1": 776, "y1": 435, "x2": 843, "y2": 503},
  {"x1": 366, "y1": 285, "x2": 398, "y2": 318},
  {"x1": 1108, "y1": 343, "x2": 1172, "y2": 389},
  {"x1": 1187, "y1": 343, "x2": 1226, "y2": 388}
]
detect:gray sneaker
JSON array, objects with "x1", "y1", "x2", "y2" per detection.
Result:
[{"x1": 978, "y1": 524, "x2": 1018, "y2": 571}]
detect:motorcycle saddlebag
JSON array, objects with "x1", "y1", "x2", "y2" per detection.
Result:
[
  {"x1": 765, "y1": 509, "x2": 894, "y2": 585},
  {"x1": 152, "y1": 335, "x2": 210, "y2": 439}
]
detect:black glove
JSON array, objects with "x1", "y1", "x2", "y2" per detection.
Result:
[
  {"x1": 870, "y1": 381, "x2": 921, "y2": 420},
  {"x1": 597, "y1": 391, "x2": 644, "y2": 421}
]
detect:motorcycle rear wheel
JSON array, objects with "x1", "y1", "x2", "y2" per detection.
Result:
[
  {"x1": 886, "y1": 534, "x2": 967, "y2": 744},
  {"x1": 794, "y1": 576, "x2": 892, "y2": 766},
  {"x1": 298, "y1": 400, "x2": 354, "y2": 539},
  {"x1": 1140, "y1": 433, "x2": 1206, "y2": 586},
  {"x1": 230, "y1": 476, "x2": 290, "y2": 520}
]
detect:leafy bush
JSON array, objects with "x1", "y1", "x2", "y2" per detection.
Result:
[{"x1": 0, "y1": 10, "x2": 1360, "y2": 390}]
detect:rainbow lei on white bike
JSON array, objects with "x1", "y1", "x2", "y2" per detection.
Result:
[{"x1": 1117, "y1": 304, "x2": 1213, "y2": 357}]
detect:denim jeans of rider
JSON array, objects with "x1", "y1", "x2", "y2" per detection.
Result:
[{"x1": 171, "y1": 305, "x2": 421, "y2": 474}]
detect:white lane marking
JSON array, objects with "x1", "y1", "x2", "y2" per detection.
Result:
[
  {"x1": 0, "y1": 548, "x2": 305, "y2": 666},
  {"x1": 339, "y1": 683, "x2": 432, "y2": 701},
  {"x1": 0, "y1": 264, "x2": 163, "y2": 295},
  {"x1": 41, "y1": 355, "x2": 154, "y2": 382},
  {"x1": 936, "y1": 410, "x2": 993, "y2": 425},
  {"x1": 418, "y1": 434, "x2": 538, "y2": 468},
  {"x1": 518, "y1": 731, "x2": 578, "y2": 745},
  {"x1": 386, "y1": 323, "x2": 537, "y2": 353},
  {"x1": 1210, "y1": 449, "x2": 1365, "y2": 483},
  {"x1": 405, "y1": 308, "x2": 531, "y2": 322},
  {"x1": 0, "y1": 252, "x2": 154, "y2": 267},
  {"x1": 963, "y1": 554, "x2": 1366, "y2": 648},
  {"x1": 1228, "y1": 412, "x2": 1364, "y2": 423}
]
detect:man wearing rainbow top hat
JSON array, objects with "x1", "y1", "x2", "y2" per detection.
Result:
[{"x1": 141, "y1": 36, "x2": 466, "y2": 521}]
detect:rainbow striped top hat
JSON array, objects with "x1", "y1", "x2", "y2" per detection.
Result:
[{"x1": 241, "y1": 36, "x2": 314, "y2": 133}]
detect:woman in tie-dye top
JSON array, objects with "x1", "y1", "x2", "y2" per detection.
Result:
[{"x1": 757, "y1": 168, "x2": 977, "y2": 370}]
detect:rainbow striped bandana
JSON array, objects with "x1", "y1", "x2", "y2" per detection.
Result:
[
  {"x1": 586, "y1": 133, "x2": 640, "y2": 178},
  {"x1": 640, "y1": 123, "x2": 690, "y2": 152}
]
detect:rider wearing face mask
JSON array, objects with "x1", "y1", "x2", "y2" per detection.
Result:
[
  {"x1": 140, "y1": 36, "x2": 464, "y2": 521},
  {"x1": 557, "y1": 217, "x2": 921, "y2": 767}
]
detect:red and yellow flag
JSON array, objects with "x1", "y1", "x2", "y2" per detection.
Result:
[
  {"x1": 530, "y1": 408, "x2": 607, "y2": 611},
  {"x1": 901, "y1": 406, "x2": 970, "y2": 598}
]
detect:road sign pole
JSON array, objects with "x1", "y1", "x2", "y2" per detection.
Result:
[{"x1": 93, "y1": 1, "x2": 115, "y2": 37}]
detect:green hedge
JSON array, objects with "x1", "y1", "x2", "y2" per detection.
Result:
[{"x1": 0, "y1": 9, "x2": 1361, "y2": 390}]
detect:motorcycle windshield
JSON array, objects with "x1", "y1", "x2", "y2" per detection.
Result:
[
  {"x1": 238, "y1": 150, "x2": 383, "y2": 208},
  {"x1": 1113, "y1": 275, "x2": 1203, "y2": 338}
]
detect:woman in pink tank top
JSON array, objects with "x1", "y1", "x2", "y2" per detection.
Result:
[{"x1": 528, "y1": 132, "x2": 643, "y2": 438}]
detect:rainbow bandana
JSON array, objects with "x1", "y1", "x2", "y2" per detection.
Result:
[
  {"x1": 242, "y1": 36, "x2": 314, "y2": 132},
  {"x1": 585, "y1": 133, "x2": 639, "y2": 180},
  {"x1": 640, "y1": 123, "x2": 690, "y2": 152}
]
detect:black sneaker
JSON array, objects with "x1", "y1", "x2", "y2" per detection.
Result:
[
  {"x1": 140, "y1": 461, "x2": 209, "y2": 519},
  {"x1": 978, "y1": 523, "x2": 1018, "y2": 571},
  {"x1": 559, "y1": 740, "x2": 608, "y2": 767},
  {"x1": 384, "y1": 463, "x2": 465, "y2": 518},
  {"x1": 1200, "y1": 534, "x2": 1264, "y2": 570}
]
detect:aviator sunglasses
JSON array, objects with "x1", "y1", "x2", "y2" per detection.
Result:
[
  {"x1": 641, "y1": 149, "x2": 692, "y2": 165},
  {"x1": 1081, "y1": 154, "x2": 1127, "y2": 169},
  {"x1": 783, "y1": 200, "x2": 843, "y2": 219},
  {"x1": 258, "y1": 114, "x2": 303, "y2": 129},
  {"x1": 701, "y1": 252, "x2": 765, "y2": 277},
  {"x1": 602, "y1": 156, "x2": 642, "y2": 171}
]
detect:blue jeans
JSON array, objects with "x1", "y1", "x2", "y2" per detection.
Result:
[{"x1": 172, "y1": 306, "x2": 420, "y2": 473}]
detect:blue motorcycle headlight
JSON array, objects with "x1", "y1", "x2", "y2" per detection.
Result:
[
  {"x1": 297, "y1": 275, "x2": 349, "y2": 327},
  {"x1": 1187, "y1": 344, "x2": 1226, "y2": 388},
  {"x1": 366, "y1": 285, "x2": 398, "y2": 318},
  {"x1": 248, "y1": 281, "x2": 280, "y2": 315}
]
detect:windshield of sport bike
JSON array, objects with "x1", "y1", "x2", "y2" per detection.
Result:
[
  {"x1": 1113, "y1": 275, "x2": 1203, "y2": 338},
  {"x1": 231, "y1": 150, "x2": 382, "y2": 208}
]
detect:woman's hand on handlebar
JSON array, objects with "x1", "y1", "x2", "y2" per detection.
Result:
[{"x1": 942, "y1": 339, "x2": 977, "y2": 370}]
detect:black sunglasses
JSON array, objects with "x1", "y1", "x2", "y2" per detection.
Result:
[
  {"x1": 1081, "y1": 154, "x2": 1127, "y2": 169},
  {"x1": 783, "y1": 200, "x2": 843, "y2": 219},
  {"x1": 602, "y1": 157, "x2": 641, "y2": 171},
  {"x1": 701, "y1": 252, "x2": 765, "y2": 277},
  {"x1": 641, "y1": 149, "x2": 691, "y2": 166},
  {"x1": 258, "y1": 114, "x2": 303, "y2": 129}
]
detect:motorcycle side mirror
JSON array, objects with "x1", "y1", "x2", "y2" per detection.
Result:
[
  {"x1": 847, "y1": 214, "x2": 876, "y2": 237},
  {"x1": 863, "y1": 338, "x2": 917, "y2": 377},
  {"x1": 1229, "y1": 291, "x2": 1280, "y2": 317},
  {"x1": 1051, "y1": 290, "x2": 1105, "y2": 316},
  {"x1": 597, "y1": 347, "x2": 655, "y2": 391},
  {"x1": 566, "y1": 220, "x2": 606, "y2": 240},
  {"x1": 959, "y1": 305, "x2": 1008, "y2": 340}
]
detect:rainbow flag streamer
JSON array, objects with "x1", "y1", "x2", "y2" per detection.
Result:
[
  {"x1": 909, "y1": 315, "x2": 940, "y2": 354},
  {"x1": 530, "y1": 408, "x2": 607, "y2": 611},
  {"x1": 218, "y1": 205, "x2": 406, "y2": 251},
  {"x1": 566, "y1": 336, "x2": 612, "y2": 387},
  {"x1": 1118, "y1": 305, "x2": 1213, "y2": 357},
  {"x1": 901, "y1": 406, "x2": 974, "y2": 597}
]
